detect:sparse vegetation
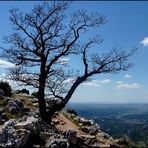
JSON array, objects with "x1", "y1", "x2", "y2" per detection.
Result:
[
  {"x1": 31, "y1": 91, "x2": 38, "y2": 98},
  {"x1": 66, "y1": 108, "x2": 78, "y2": 116},
  {"x1": 0, "y1": 81, "x2": 12, "y2": 97},
  {"x1": 16, "y1": 89, "x2": 30, "y2": 95}
]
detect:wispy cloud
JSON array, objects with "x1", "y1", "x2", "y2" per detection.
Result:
[
  {"x1": 83, "y1": 79, "x2": 111, "y2": 87},
  {"x1": 0, "y1": 59, "x2": 14, "y2": 68},
  {"x1": 59, "y1": 58, "x2": 70, "y2": 65},
  {"x1": 124, "y1": 74, "x2": 132, "y2": 79},
  {"x1": 116, "y1": 81, "x2": 123, "y2": 84},
  {"x1": 116, "y1": 82, "x2": 140, "y2": 89},
  {"x1": 140, "y1": 37, "x2": 148, "y2": 47}
]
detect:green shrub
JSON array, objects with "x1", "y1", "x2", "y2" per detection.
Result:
[
  {"x1": 16, "y1": 88, "x2": 29, "y2": 95},
  {"x1": 31, "y1": 91, "x2": 38, "y2": 98},
  {"x1": 66, "y1": 108, "x2": 78, "y2": 116},
  {"x1": 0, "y1": 81, "x2": 12, "y2": 97}
]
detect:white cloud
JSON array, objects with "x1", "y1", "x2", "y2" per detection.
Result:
[
  {"x1": 101, "y1": 79, "x2": 111, "y2": 84},
  {"x1": 83, "y1": 79, "x2": 111, "y2": 87},
  {"x1": 83, "y1": 81, "x2": 101, "y2": 87},
  {"x1": 140, "y1": 37, "x2": 148, "y2": 46},
  {"x1": 124, "y1": 74, "x2": 132, "y2": 79},
  {"x1": 116, "y1": 81, "x2": 123, "y2": 84},
  {"x1": 116, "y1": 82, "x2": 140, "y2": 89},
  {"x1": 59, "y1": 58, "x2": 70, "y2": 65},
  {"x1": 0, "y1": 59, "x2": 14, "y2": 68}
]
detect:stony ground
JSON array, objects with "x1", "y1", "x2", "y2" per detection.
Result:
[
  {"x1": 53, "y1": 113, "x2": 84, "y2": 134},
  {"x1": 52, "y1": 112, "x2": 127, "y2": 148}
]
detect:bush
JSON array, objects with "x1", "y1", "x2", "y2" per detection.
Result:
[
  {"x1": 0, "y1": 81, "x2": 12, "y2": 97},
  {"x1": 31, "y1": 91, "x2": 38, "y2": 98},
  {"x1": 16, "y1": 88, "x2": 29, "y2": 95},
  {"x1": 21, "y1": 89, "x2": 29, "y2": 95},
  {"x1": 66, "y1": 108, "x2": 78, "y2": 116}
]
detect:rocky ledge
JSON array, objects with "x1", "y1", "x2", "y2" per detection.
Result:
[{"x1": 0, "y1": 95, "x2": 134, "y2": 148}]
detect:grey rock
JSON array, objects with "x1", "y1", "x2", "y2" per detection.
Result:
[
  {"x1": 51, "y1": 143, "x2": 57, "y2": 148},
  {"x1": 0, "y1": 116, "x2": 41, "y2": 148},
  {"x1": 80, "y1": 118, "x2": 92, "y2": 126},
  {"x1": 15, "y1": 129, "x2": 31, "y2": 148},
  {"x1": 47, "y1": 139, "x2": 68, "y2": 148},
  {"x1": 81, "y1": 126, "x2": 99, "y2": 135},
  {"x1": 53, "y1": 119, "x2": 59, "y2": 124},
  {"x1": 32, "y1": 98, "x2": 38, "y2": 103},
  {"x1": 15, "y1": 116, "x2": 38, "y2": 135},
  {"x1": 6, "y1": 99, "x2": 24, "y2": 114},
  {"x1": 17, "y1": 116, "x2": 28, "y2": 122},
  {"x1": 65, "y1": 129, "x2": 78, "y2": 147},
  {"x1": 4, "y1": 119, "x2": 16, "y2": 129}
]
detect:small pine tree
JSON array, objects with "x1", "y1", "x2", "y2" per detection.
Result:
[{"x1": 0, "y1": 81, "x2": 12, "y2": 97}]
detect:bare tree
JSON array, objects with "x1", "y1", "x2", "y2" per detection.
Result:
[{"x1": 2, "y1": 2, "x2": 136, "y2": 123}]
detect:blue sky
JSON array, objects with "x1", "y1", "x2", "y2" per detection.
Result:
[{"x1": 0, "y1": 1, "x2": 148, "y2": 103}]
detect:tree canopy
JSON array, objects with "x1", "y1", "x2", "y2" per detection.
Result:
[{"x1": 2, "y1": 2, "x2": 136, "y2": 123}]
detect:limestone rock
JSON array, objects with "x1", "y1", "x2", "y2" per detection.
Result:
[
  {"x1": 52, "y1": 119, "x2": 59, "y2": 124},
  {"x1": 32, "y1": 98, "x2": 38, "y2": 103},
  {"x1": 6, "y1": 99, "x2": 24, "y2": 114},
  {"x1": 80, "y1": 118, "x2": 92, "y2": 126},
  {"x1": 15, "y1": 116, "x2": 38, "y2": 135},
  {"x1": 47, "y1": 139, "x2": 68, "y2": 148}
]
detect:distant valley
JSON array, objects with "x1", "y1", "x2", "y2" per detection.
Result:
[{"x1": 68, "y1": 103, "x2": 148, "y2": 147}]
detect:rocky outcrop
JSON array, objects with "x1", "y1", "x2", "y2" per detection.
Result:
[
  {"x1": 6, "y1": 99, "x2": 24, "y2": 114},
  {"x1": 62, "y1": 111, "x2": 135, "y2": 148},
  {"x1": 0, "y1": 116, "x2": 39, "y2": 148},
  {"x1": 0, "y1": 96, "x2": 31, "y2": 125},
  {"x1": 0, "y1": 95, "x2": 135, "y2": 148}
]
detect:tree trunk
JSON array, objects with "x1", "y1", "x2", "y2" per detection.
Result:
[
  {"x1": 38, "y1": 59, "x2": 51, "y2": 124},
  {"x1": 52, "y1": 76, "x2": 86, "y2": 112},
  {"x1": 38, "y1": 81, "x2": 49, "y2": 123}
]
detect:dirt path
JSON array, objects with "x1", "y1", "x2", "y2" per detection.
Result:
[
  {"x1": 54, "y1": 113, "x2": 78, "y2": 131},
  {"x1": 53, "y1": 113, "x2": 94, "y2": 139}
]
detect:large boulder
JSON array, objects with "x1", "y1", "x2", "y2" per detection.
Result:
[
  {"x1": 15, "y1": 116, "x2": 38, "y2": 135},
  {"x1": 0, "y1": 119, "x2": 17, "y2": 147},
  {"x1": 79, "y1": 118, "x2": 92, "y2": 126},
  {"x1": 15, "y1": 129, "x2": 31, "y2": 148},
  {"x1": 65, "y1": 129, "x2": 78, "y2": 147},
  {"x1": 6, "y1": 99, "x2": 24, "y2": 114},
  {"x1": 0, "y1": 116, "x2": 42, "y2": 148}
]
